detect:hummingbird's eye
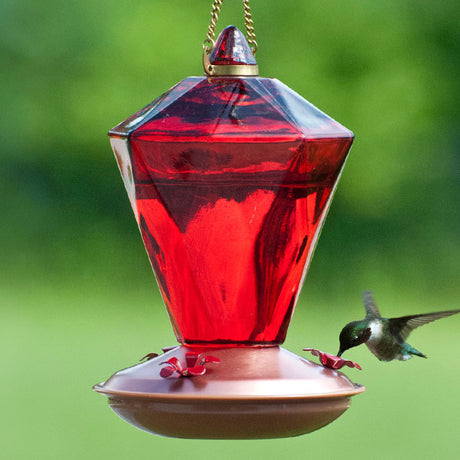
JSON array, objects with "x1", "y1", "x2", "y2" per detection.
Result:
[{"x1": 354, "y1": 335, "x2": 358, "y2": 341}]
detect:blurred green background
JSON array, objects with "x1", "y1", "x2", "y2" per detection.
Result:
[{"x1": 1, "y1": 0, "x2": 459, "y2": 458}]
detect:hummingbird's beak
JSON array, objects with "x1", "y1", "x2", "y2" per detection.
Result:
[{"x1": 337, "y1": 349, "x2": 343, "y2": 357}]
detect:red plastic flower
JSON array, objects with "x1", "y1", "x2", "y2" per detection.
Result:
[
  {"x1": 303, "y1": 348, "x2": 362, "y2": 370},
  {"x1": 160, "y1": 352, "x2": 220, "y2": 378}
]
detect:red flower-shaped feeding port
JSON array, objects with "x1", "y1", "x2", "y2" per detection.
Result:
[
  {"x1": 160, "y1": 352, "x2": 220, "y2": 378},
  {"x1": 303, "y1": 348, "x2": 361, "y2": 370}
]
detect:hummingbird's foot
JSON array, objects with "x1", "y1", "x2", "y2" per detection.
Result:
[{"x1": 303, "y1": 348, "x2": 362, "y2": 370}]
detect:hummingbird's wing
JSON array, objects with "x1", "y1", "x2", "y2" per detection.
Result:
[
  {"x1": 363, "y1": 290, "x2": 381, "y2": 318},
  {"x1": 389, "y1": 309, "x2": 460, "y2": 342}
]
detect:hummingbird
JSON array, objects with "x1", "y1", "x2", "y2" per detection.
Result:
[{"x1": 337, "y1": 291, "x2": 460, "y2": 362}]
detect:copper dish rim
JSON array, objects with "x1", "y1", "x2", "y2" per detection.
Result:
[{"x1": 93, "y1": 383, "x2": 365, "y2": 401}]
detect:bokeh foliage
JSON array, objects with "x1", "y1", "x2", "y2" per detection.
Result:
[{"x1": 1, "y1": 1, "x2": 458, "y2": 459}]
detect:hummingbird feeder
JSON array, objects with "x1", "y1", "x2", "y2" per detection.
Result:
[{"x1": 94, "y1": 0, "x2": 364, "y2": 439}]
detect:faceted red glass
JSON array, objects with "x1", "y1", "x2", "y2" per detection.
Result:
[
  {"x1": 109, "y1": 28, "x2": 353, "y2": 346},
  {"x1": 209, "y1": 25, "x2": 257, "y2": 65}
]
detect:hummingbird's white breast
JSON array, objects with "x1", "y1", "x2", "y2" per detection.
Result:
[
  {"x1": 365, "y1": 320, "x2": 384, "y2": 358},
  {"x1": 368, "y1": 320, "x2": 383, "y2": 341}
]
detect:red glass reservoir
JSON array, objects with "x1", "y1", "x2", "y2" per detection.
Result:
[{"x1": 109, "y1": 27, "x2": 353, "y2": 346}]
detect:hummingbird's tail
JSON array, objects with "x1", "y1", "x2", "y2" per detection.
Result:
[{"x1": 403, "y1": 343, "x2": 427, "y2": 359}]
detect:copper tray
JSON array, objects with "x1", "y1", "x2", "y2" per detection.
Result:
[{"x1": 94, "y1": 346, "x2": 364, "y2": 439}]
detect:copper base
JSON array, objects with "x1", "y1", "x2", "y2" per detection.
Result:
[{"x1": 94, "y1": 346, "x2": 365, "y2": 439}]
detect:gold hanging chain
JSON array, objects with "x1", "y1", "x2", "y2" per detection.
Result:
[
  {"x1": 203, "y1": 0, "x2": 223, "y2": 52},
  {"x1": 242, "y1": 0, "x2": 257, "y2": 54},
  {"x1": 203, "y1": 0, "x2": 258, "y2": 55}
]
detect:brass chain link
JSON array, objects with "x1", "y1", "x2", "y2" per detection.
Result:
[{"x1": 203, "y1": 0, "x2": 258, "y2": 55}]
